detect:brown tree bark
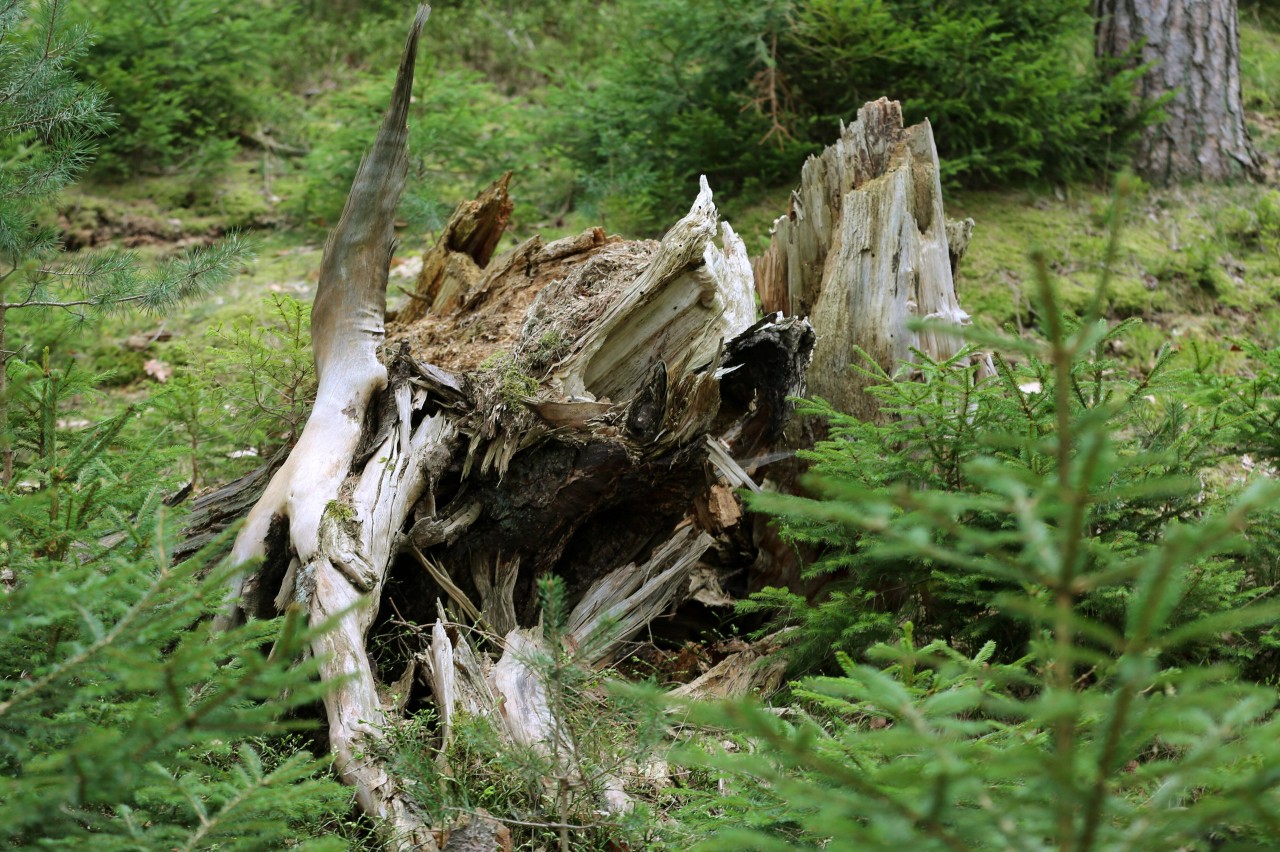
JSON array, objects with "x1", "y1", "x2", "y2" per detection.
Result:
[{"x1": 1094, "y1": 0, "x2": 1261, "y2": 184}]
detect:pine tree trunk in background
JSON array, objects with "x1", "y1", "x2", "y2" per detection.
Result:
[{"x1": 1094, "y1": 0, "x2": 1261, "y2": 184}]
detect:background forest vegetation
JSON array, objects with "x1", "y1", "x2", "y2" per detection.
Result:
[{"x1": 4, "y1": 0, "x2": 1280, "y2": 848}]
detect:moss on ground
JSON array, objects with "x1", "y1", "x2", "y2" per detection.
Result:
[{"x1": 951, "y1": 182, "x2": 1280, "y2": 357}]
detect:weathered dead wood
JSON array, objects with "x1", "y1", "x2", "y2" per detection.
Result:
[
  {"x1": 670, "y1": 633, "x2": 790, "y2": 701},
  {"x1": 748, "y1": 98, "x2": 985, "y2": 594},
  {"x1": 172, "y1": 445, "x2": 286, "y2": 564},
  {"x1": 209, "y1": 63, "x2": 810, "y2": 848},
  {"x1": 754, "y1": 98, "x2": 977, "y2": 425},
  {"x1": 216, "y1": 9, "x2": 442, "y2": 848},
  {"x1": 198, "y1": 21, "x2": 979, "y2": 838},
  {"x1": 399, "y1": 172, "x2": 514, "y2": 324}
]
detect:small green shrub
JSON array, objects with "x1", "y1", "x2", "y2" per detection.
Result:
[
  {"x1": 146, "y1": 293, "x2": 316, "y2": 488},
  {"x1": 1198, "y1": 339, "x2": 1280, "y2": 470},
  {"x1": 0, "y1": 356, "x2": 349, "y2": 848},
  {"x1": 1223, "y1": 190, "x2": 1280, "y2": 258},
  {"x1": 203, "y1": 293, "x2": 315, "y2": 462},
  {"x1": 549, "y1": 0, "x2": 812, "y2": 233},
  {"x1": 783, "y1": 0, "x2": 1150, "y2": 185},
  {"x1": 742, "y1": 320, "x2": 1269, "y2": 676}
]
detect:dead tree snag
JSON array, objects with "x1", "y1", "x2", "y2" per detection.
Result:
[{"x1": 755, "y1": 98, "x2": 976, "y2": 425}]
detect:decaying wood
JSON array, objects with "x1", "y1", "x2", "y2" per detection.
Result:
[
  {"x1": 670, "y1": 632, "x2": 790, "y2": 701},
  {"x1": 198, "y1": 10, "x2": 985, "y2": 841},
  {"x1": 754, "y1": 98, "x2": 976, "y2": 425},
  {"x1": 747, "y1": 99, "x2": 986, "y2": 594},
  {"x1": 398, "y1": 172, "x2": 514, "y2": 324},
  {"x1": 209, "y1": 30, "x2": 809, "y2": 840}
]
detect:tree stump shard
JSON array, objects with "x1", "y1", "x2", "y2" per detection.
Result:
[
  {"x1": 748, "y1": 99, "x2": 985, "y2": 593},
  {"x1": 754, "y1": 98, "x2": 976, "y2": 424}
]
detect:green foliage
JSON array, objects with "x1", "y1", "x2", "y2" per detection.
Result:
[
  {"x1": 745, "y1": 322, "x2": 1272, "y2": 675},
  {"x1": 0, "y1": 531, "x2": 351, "y2": 847},
  {"x1": 149, "y1": 293, "x2": 315, "y2": 487},
  {"x1": 283, "y1": 65, "x2": 569, "y2": 233},
  {"x1": 478, "y1": 351, "x2": 539, "y2": 405},
  {"x1": 0, "y1": 362, "x2": 349, "y2": 847},
  {"x1": 1222, "y1": 189, "x2": 1280, "y2": 259},
  {"x1": 0, "y1": 1, "x2": 254, "y2": 485},
  {"x1": 554, "y1": 0, "x2": 1153, "y2": 230},
  {"x1": 0, "y1": 0, "x2": 110, "y2": 263},
  {"x1": 428, "y1": 0, "x2": 610, "y2": 95},
  {"x1": 3, "y1": 353, "x2": 174, "y2": 559},
  {"x1": 1240, "y1": 1, "x2": 1280, "y2": 110},
  {"x1": 1196, "y1": 339, "x2": 1280, "y2": 467},
  {"x1": 782, "y1": 0, "x2": 1149, "y2": 184},
  {"x1": 674, "y1": 618, "x2": 1280, "y2": 849},
  {"x1": 73, "y1": 0, "x2": 290, "y2": 174},
  {"x1": 670, "y1": 186, "x2": 1280, "y2": 850},
  {"x1": 551, "y1": 0, "x2": 812, "y2": 232},
  {"x1": 207, "y1": 291, "x2": 316, "y2": 452},
  {"x1": 0, "y1": 7, "x2": 347, "y2": 846}
]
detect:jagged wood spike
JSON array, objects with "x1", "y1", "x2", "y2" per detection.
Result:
[
  {"x1": 217, "y1": 8, "x2": 441, "y2": 850},
  {"x1": 312, "y1": 2, "x2": 425, "y2": 382}
]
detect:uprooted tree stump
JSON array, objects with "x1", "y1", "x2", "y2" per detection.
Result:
[{"x1": 181, "y1": 10, "x2": 980, "y2": 849}]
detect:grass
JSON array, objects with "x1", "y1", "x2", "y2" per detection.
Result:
[{"x1": 951, "y1": 181, "x2": 1280, "y2": 351}]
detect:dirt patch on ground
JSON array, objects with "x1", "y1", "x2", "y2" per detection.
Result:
[{"x1": 57, "y1": 199, "x2": 224, "y2": 250}]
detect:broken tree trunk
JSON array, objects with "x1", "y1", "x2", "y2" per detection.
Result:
[
  {"x1": 754, "y1": 98, "x2": 977, "y2": 426},
  {"x1": 208, "y1": 9, "x2": 808, "y2": 844},
  {"x1": 749, "y1": 98, "x2": 984, "y2": 592},
  {"x1": 201, "y1": 13, "x2": 981, "y2": 845}
]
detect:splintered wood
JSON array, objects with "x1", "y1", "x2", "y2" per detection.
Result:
[
  {"x1": 196, "y1": 15, "x2": 982, "y2": 842},
  {"x1": 755, "y1": 97, "x2": 976, "y2": 423}
]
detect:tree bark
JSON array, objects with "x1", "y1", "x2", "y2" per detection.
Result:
[{"x1": 1094, "y1": 0, "x2": 1261, "y2": 184}]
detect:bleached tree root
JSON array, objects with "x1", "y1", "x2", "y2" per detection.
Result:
[{"x1": 214, "y1": 8, "x2": 444, "y2": 847}]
